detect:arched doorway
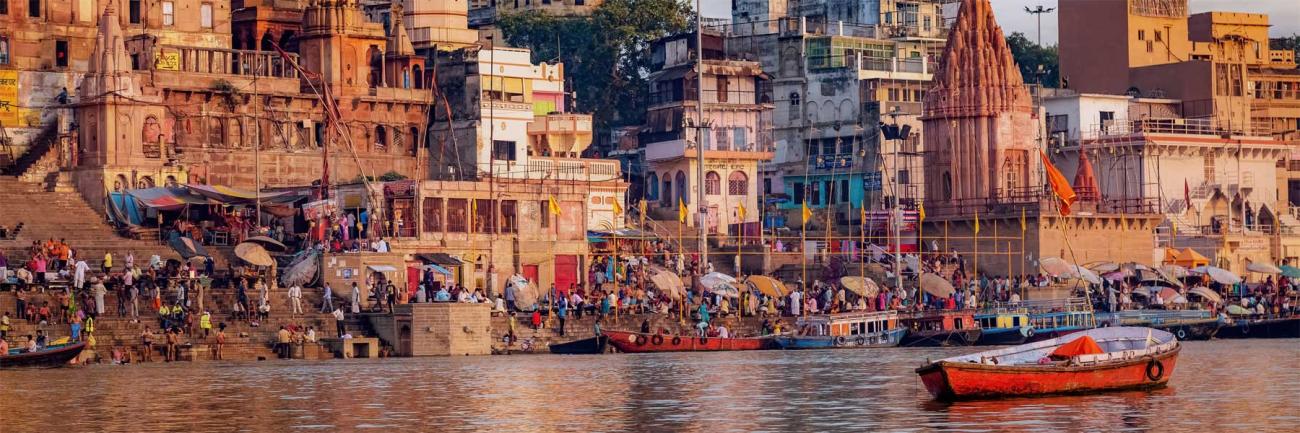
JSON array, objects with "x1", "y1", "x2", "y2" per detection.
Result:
[
  {"x1": 675, "y1": 171, "x2": 687, "y2": 205},
  {"x1": 398, "y1": 324, "x2": 412, "y2": 356}
]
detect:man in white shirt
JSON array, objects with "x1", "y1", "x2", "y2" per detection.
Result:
[
  {"x1": 332, "y1": 308, "x2": 346, "y2": 337},
  {"x1": 288, "y1": 284, "x2": 303, "y2": 315},
  {"x1": 73, "y1": 260, "x2": 89, "y2": 289},
  {"x1": 789, "y1": 290, "x2": 802, "y2": 317},
  {"x1": 717, "y1": 325, "x2": 730, "y2": 339},
  {"x1": 320, "y1": 283, "x2": 334, "y2": 313},
  {"x1": 350, "y1": 283, "x2": 361, "y2": 314}
]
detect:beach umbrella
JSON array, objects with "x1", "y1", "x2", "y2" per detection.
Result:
[
  {"x1": 1159, "y1": 264, "x2": 1190, "y2": 279},
  {"x1": 1188, "y1": 286, "x2": 1223, "y2": 305},
  {"x1": 1190, "y1": 265, "x2": 1242, "y2": 285},
  {"x1": 244, "y1": 235, "x2": 288, "y2": 252},
  {"x1": 1102, "y1": 271, "x2": 1126, "y2": 281},
  {"x1": 1226, "y1": 305, "x2": 1251, "y2": 316},
  {"x1": 919, "y1": 273, "x2": 955, "y2": 298},
  {"x1": 1245, "y1": 262, "x2": 1282, "y2": 275},
  {"x1": 1169, "y1": 295, "x2": 1188, "y2": 304},
  {"x1": 168, "y1": 236, "x2": 209, "y2": 259},
  {"x1": 1158, "y1": 287, "x2": 1180, "y2": 302},
  {"x1": 1088, "y1": 261, "x2": 1120, "y2": 273},
  {"x1": 234, "y1": 242, "x2": 275, "y2": 267},
  {"x1": 1072, "y1": 266, "x2": 1103, "y2": 285},
  {"x1": 839, "y1": 276, "x2": 881, "y2": 298},
  {"x1": 650, "y1": 270, "x2": 686, "y2": 300},
  {"x1": 1280, "y1": 265, "x2": 1300, "y2": 278},
  {"x1": 699, "y1": 272, "x2": 737, "y2": 290},
  {"x1": 710, "y1": 283, "x2": 741, "y2": 299},
  {"x1": 744, "y1": 275, "x2": 790, "y2": 298},
  {"x1": 1039, "y1": 257, "x2": 1074, "y2": 277}
]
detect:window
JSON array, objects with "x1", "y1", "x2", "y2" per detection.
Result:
[
  {"x1": 646, "y1": 172, "x2": 659, "y2": 200},
  {"x1": 474, "y1": 199, "x2": 494, "y2": 233},
  {"x1": 705, "y1": 171, "x2": 721, "y2": 195},
  {"x1": 162, "y1": 1, "x2": 174, "y2": 26},
  {"x1": 446, "y1": 199, "x2": 468, "y2": 232},
  {"x1": 1099, "y1": 111, "x2": 1115, "y2": 133},
  {"x1": 1, "y1": 0, "x2": 9, "y2": 14},
  {"x1": 207, "y1": 117, "x2": 225, "y2": 146},
  {"x1": 728, "y1": 171, "x2": 748, "y2": 196},
  {"x1": 499, "y1": 200, "x2": 517, "y2": 233},
  {"x1": 840, "y1": 179, "x2": 849, "y2": 202},
  {"x1": 0, "y1": 36, "x2": 9, "y2": 65},
  {"x1": 811, "y1": 182, "x2": 822, "y2": 206},
  {"x1": 538, "y1": 200, "x2": 550, "y2": 228},
  {"x1": 1138, "y1": 30, "x2": 1145, "y2": 41},
  {"x1": 422, "y1": 198, "x2": 443, "y2": 233},
  {"x1": 1154, "y1": 30, "x2": 1162, "y2": 42},
  {"x1": 714, "y1": 129, "x2": 727, "y2": 151},
  {"x1": 54, "y1": 39, "x2": 68, "y2": 67},
  {"x1": 200, "y1": 3, "x2": 213, "y2": 28},
  {"x1": 128, "y1": 0, "x2": 140, "y2": 23},
  {"x1": 763, "y1": 178, "x2": 772, "y2": 195},
  {"x1": 733, "y1": 128, "x2": 746, "y2": 151},
  {"x1": 716, "y1": 76, "x2": 729, "y2": 102},
  {"x1": 793, "y1": 182, "x2": 806, "y2": 204},
  {"x1": 492, "y1": 140, "x2": 516, "y2": 161},
  {"x1": 27, "y1": 0, "x2": 36, "y2": 17},
  {"x1": 374, "y1": 126, "x2": 388, "y2": 151}
]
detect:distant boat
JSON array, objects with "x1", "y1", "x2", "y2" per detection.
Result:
[
  {"x1": 548, "y1": 336, "x2": 608, "y2": 355},
  {"x1": 603, "y1": 330, "x2": 772, "y2": 353},
  {"x1": 916, "y1": 327, "x2": 1181, "y2": 401},
  {"x1": 1097, "y1": 310, "x2": 1222, "y2": 341},
  {"x1": 1215, "y1": 316, "x2": 1300, "y2": 339},
  {"x1": 1026, "y1": 309, "x2": 1097, "y2": 342},
  {"x1": 899, "y1": 310, "x2": 982, "y2": 347},
  {"x1": 974, "y1": 312, "x2": 1034, "y2": 346},
  {"x1": 774, "y1": 311, "x2": 908, "y2": 350},
  {"x1": 1, "y1": 342, "x2": 86, "y2": 368}
]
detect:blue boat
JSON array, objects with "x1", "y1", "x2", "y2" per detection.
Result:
[
  {"x1": 974, "y1": 312, "x2": 1034, "y2": 345},
  {"x1": 775, "y1": 311, "x2": 908, "y2": 349},
  {"x1": 1026, "y1": 309, "x2": 1097, "y2": 342}
]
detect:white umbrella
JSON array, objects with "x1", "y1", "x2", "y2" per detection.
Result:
[
  {"x1": 699, "y1": 272, "x2": 737, "y2": 290},
  {"x1": 1246, "y1": 262, "x2": 1282, "y2": 275},
  {"x1": 1190, "y1": 265, "x2": 1243, "y2": 285},
  {"x1": 919, "y1": 273, "x2": 955, "y2": 298},
  {"x1": 1072, "y1": 265, "x2": 1103, "y2": 285},
  {"x1": 1039, "y1": 257, "x2": 1074, "y2": 277},
  {"x1": 1188, "y1": 286, "x2": 1223, "y2": 304}
]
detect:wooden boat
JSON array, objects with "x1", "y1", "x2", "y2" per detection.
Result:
[
  {"x1": 548, "y1": 336, "x2": 608, "y2": 355},
  {"x1": 603, "y1": 330, "x2": 772, "y2": 353},
  {"x1": 916, "y1": 327, "x2": 1180, "y2": 401},
  {"x1": 774, "y1": 311, "x2": 908, "y2": 350},
  {"x1": 1215, "y1": 316, "x2": 1300, "y2": 339},
  {"x1": 899, "y1": 310, "x2": 982, "y2": 347},
  {"x1": 974, "y1": 312, "x2": 1034, "y2": 346},
  {"x1": 1, "y1": 342, "x2": 87, "y2": 368},
  {"x1": 1026, "y1": 309, "x2": 1097, "y2": 342},
  {"x1": 1096, "y1": 310, "x2": 1221, "y2": 341}
]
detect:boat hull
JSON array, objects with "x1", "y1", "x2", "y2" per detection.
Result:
[
  {"x1": 1215, "y1": 317, "x2": 1300, "y2": 339},
  {"x1": 774, "y1": 328, "x2": 908, "y2": 350},
  {"x1": 604, "y1": 330, "x2": 772, "y2": 353},
  {"x1": 548, "y1": 336, "x2": 608, "y2": 355},
  {"x1": 916, "y1": 345, "x2": 1181, "y2": 401},
  {"x1": 1023, "y1": 328, "x2": 1086, "y2": 343},
  {"x1": 1152, "y1": 320, "x2": 1220, "y2": 341},
  {"x1": 901, "y1": 329, "x2": 982, "y2": 347},
  {"x1": 1, "y1": 343, "x2": 87, "y2": 368},
  {"x1": 975, "y1": 327, "x2": 1032, "y2": 346}
]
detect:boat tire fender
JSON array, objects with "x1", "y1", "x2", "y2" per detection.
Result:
[
  {"x1": 698, "y1": 336, "x2": 709, "y2": 345},
  {"x1": 855, "y1": 337, "x2": 866, "y2": 346},
  {"x1": 1025, "y1": 328, "x2": 1035, "y2": 338},
  {"x1": 651, "y1": 334, "x2": 664, "y2": 346},
  {"x1": 1146, "y1": 359, "x2": 1165, "y2": 381},
  {"x1": 834, "y1": 336, "x2": 847, "y2": 346},
  {"x1": 671, "y1": 336, "x2": 682, "y2": 346},
  {"x1": 635, "y1": 335, "x2": 648, "y2": 346},
  {"x1": 1175, "y1": 329, "x2": 1187, "y2": 340}
]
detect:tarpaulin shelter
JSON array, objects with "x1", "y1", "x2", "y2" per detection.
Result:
[{"x1": 1050, "y1": 335, "x2": 1104, "y2": 359}]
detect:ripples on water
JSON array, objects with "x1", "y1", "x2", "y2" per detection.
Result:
[{"x1": 2, "y1": 340, "x2": 1297, "y2": 432}]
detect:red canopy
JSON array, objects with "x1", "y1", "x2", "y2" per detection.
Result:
[{"x1": 1050, "y1": 335, "x2": 1104, "y2": 359}]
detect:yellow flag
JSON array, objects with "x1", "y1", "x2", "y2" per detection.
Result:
[
  {"x1": 738, "y1": 202, "x2": 747, "y2": 220},
  {"x1": 918, "y1": 202, "x2": 926, "y2": 222},
  {"x1": 470, "y1": 199, "x2": 478, "y2": 215},
  {"x1": 613, "y1": 199, "x2": 623, "y2": 216},
  {"x1": 678, "y1": 198, "x2": 688, "y2": 223},
  {"x1": 548, "y1": 196, "x2": 562, "y2": 216},
  {"x1": 639, "y1": 199, "x2": 647, "y2": 216},
  {"x1": 801, "y1": 202, "x2": 813, "y2": 226},
  {"x1": 1020, "y1": 207, "x2": 1027, "y2": 233},
  {"x1": 974, "y1": 212, "x2": 981, "y2": 235}
]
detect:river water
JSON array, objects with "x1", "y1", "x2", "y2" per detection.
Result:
[{"x1": 2, "y1": 339, "x2": 1297, "y2": 432}]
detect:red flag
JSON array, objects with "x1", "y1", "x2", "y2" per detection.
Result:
[
  {"x1": 1184, "y1": 179, "x2": 1191, "y2": 207},
  {"x1": 1039, "y1": 150, "x2": 1077, "y2": 216}
]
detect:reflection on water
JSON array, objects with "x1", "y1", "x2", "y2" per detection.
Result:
[{"x1": 2, "y1": 340, "x2": 1298, "y2": 432}]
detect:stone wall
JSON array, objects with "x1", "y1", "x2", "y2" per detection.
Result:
[{"x1": 371, "y1": 303, "x2": 493, "y2": 356}]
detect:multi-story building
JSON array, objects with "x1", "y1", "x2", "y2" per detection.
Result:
[{"x1": 636, "y1": 30, "x2": 774, "y2": 238}]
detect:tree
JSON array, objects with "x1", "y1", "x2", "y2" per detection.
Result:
[
  {"x1": 497, "y1": 0, "x2": 692, "y2": 130},
  {"x1": 1005, "y1": 32, "x2": 1060, "y2": 87},
  {"x1": 1271, "y1": 34, "x2": 1300, "y2": 63}
]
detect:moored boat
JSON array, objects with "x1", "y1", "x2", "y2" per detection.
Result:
[
  {"x1": 548, "y1": 336, "x2": 608, "y2": 355},
  {"x1": 916, "y1": 327, "x2": 1180, "y2": 401},
  {"x1": 774, "y1": 311, "x2": 908, "y2": 350},
  {"x1": 974, "y1": 312, "x2": 1034, "y2": 346},
  {"x1": 1214, "y1": 316, "x2": 1300, "y2": 339},
  {"x1": 1, "y1": 342, "x2": 87, "y2": 368},
  {"x1": 603, "y1": 330, "x2": 772, "y2": 353},
  {"x1": 1096, "y1": 310, "x2": 1221, "y2": 341},
  {"x1": 1026, "y1": 308, "x2": 1096, "y2": 342},
  {"x1": 899, "y1": 310, "x2": 982, "y2": 347}
]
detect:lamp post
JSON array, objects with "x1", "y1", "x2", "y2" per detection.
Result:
[{"x1": 1024, "y1": 5, "x2": 1056, "y2": 47}]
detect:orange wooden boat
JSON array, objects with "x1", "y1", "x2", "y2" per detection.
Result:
[
  {"x1": 604, "y1": 330, "x2": 772, "y2": 353},
  {"x1": 916, "y1": 327, "x2": 1180, "y2": 401}
]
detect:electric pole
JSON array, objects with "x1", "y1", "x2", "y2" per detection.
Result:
[{"x1": 1024, "y1": 5, "x2": 1056, "y2": 47}]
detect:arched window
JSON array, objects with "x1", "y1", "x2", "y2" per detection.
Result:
[
  {"x1": 392, "y1": 128, "x2": 405, "y2": 154},
  {"x1": 942, "y1": 171, "x2": 953, "y2": 201},
  {"x1": 412, "y1": 64, "x2": 424, "y2": 89},
  {"x1": 142, "y1": 116, "x2": 161, "y2": 144},
  {"x1": 646, "y1": 172, "x2": 659, "y2": 200},
  {"x1": 662, "y1": 173, "x2": 673, "y2": 205},
  {"x1": 676, "y1": 171, "x2": 688, "y2": 204},
  {"x1": 208, "y1": 117, "x2": 225, "y2": 147},
  {"x1": 728, "y1": 171, "x2": 748, "y2": 196},
  {"x1": 705, "y1": 171, "x2": 721, "y2": 195},
  {"x1": 374, "y1": 125, "x2": 387, "y2": 151},
  {"x1": 409, "y1": 126, "x2": 420, "y2": 156},
  {"x1": 230, "y1": 118, "x2": 244, "y2": 148}
]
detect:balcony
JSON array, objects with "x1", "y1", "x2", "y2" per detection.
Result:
[
  {"x1": 503, "y1": 156, "x2": 621, "y2": 182},
  {"x1": 809, "y1": 153, "x2": 855, "y2": 170},
  {"x1": 857, "y1": 55, "x2": 932, "y2": 81},
  {"x1": 527, "y1": 113, "x2": 594, "y2": 156},
  {"x1": 1077, "y1": 117, "x2": 1278, "y2": 142},
  {"x1": 643, "y1": 129, "x2": 775, "y2": 162},
  {"x1": 148, "y1": 45, "x2": 300, "y2": 79}
]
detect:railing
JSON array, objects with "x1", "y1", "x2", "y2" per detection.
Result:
[
  {"x1": 152, "y1": 45, "x2": 300, "y2": 79},
  {"x1": 857, "y1": 56, "x2": 930, "y2": 75},
  {"x1": 509, "y1": 157, "x2": 621, "y2": 182},
  {"x1": 1078, "y1": 117, "x2": 1275, "y2": 141}
]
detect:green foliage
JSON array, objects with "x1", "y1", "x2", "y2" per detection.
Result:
[
  {"x1": 1271, "y1": 34, "x2": 1300, "y2": 62},
  {"x1": 497, "y1": 0, "x2": 693, "y2": 130},
  {"x1": 1005, "y1": 32, "x2": 1060, "y2": 87},
  {"x1": 378, "y1": 171, "x2": 407, "y2": 182}
]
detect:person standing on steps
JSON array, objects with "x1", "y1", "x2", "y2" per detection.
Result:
[
  {"x1": 288, "y1": 284, "x2": 303, "y2": 316},
  {"x1": 102, "y1": 252, "x2": 112, "y2": 274},
  {"x1": 350, "y1": 282, "x2": 361, "y2": 314},
  {"x1": 320, "y1": 282, "x2": 334, "y2": 313},
  {"x1": 332, "y1": 308, "x2": 346, "y2": 337}
]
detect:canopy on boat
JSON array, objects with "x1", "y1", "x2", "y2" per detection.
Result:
[
  {"x1": 1246, "y1": 261, "x2": 1282, "y2": 275},
  {"x1": 1280, "y1": 265, "x2": 1300, "y2": 278},
  {"x1": 919, "y1": 273, "x2": 955, "y2": 298},
  {"x1": 1190, "y1": 265, "x2": 1242, "y2": 285},
  {"x1": 840, "y1": 276, "x2": 881, "y2": 298},
  {"x1": 745, "y1": 275, "x2": 790, "y2": 298},
  {"x1": 1187, "y1": 286, "x2": 1223, "y2": 304},
  {"x1": 1050, "y1": 335, "x2": 1104, "y2": 359}
]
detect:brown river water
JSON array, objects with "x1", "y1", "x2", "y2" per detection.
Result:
[{"x1": 1, "y1": 339, "x2": 1297, "y2": 432}]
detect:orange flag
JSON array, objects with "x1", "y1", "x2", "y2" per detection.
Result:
[{"x1": 1040, "y1": 150, "x2": 1078, "y2": 216}]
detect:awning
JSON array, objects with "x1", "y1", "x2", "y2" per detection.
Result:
[
  {"x1": 416, "y1": 253, "x2": 463, "y2": 266},
  {"x1": 367, "y1": 265, "x2": 399, "y2": 272},
  {"x1": 187, "y1": 184, "x2": 289, "y2": 203},
  {"x1": 422, "y1": 264, "x2": 453, "y2": 276},
  {"x1": 127, "y1": 187, "x2": 208, "y2": 210}
]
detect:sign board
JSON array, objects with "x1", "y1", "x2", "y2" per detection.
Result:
[
  {"x1": 302, "y1": 198, "x2": 339, "y2": 221},
  {"x1": 154, "y1": 52, "x2": 180, "y2": 71},
  {"x1": 863, "y1": 172, "x2": 883, "y2": 191},
  {"x1": 0, "y1": 70, "x2": 19, "y2": 125}
]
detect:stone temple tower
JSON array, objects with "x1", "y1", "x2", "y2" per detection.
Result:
[{"x1": 921, "y1": 0, "x2": 1041, "y2": 216}]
